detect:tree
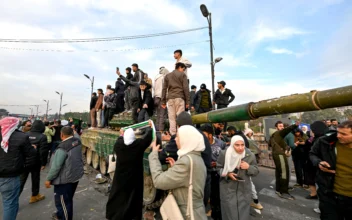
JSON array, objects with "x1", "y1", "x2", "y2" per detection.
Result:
[
  {"x1": 301, "y1": 108, "x2": 343, "y2": 124},
  {"x1": 344, "y1": 109, "x2": 352, "y2": 120},
  {"x1": 0, "y1": 109, "x2": 9, "y2": 117}
]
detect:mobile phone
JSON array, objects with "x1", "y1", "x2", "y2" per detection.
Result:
[
  {"x1": 116, "y1": 67, "x2": 119, "y2": 71},
  {"x1": 233, "y1": 168, "x2": 245, "y2": 182}
]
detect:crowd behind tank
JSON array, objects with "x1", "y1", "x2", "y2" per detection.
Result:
[{"x1": 0, "y1": 48, "x2": 351, "y2": 220}]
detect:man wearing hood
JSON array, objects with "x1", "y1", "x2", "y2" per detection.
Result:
[
  {"x1": 19, "y1": 120, "x2": 48, "y2": 203},
  {"x1": 115, "y1": 78, "x2": 125, "y2": 114},
  {"x1": 154, "y1": 67, "x2": 169, "y2": 131},
  {"x1": 192, "y1": 83, "x2": 212, "y2": 115},
  {"x1": 0, "y1": 117, "x2": 37, "y2": 220}
]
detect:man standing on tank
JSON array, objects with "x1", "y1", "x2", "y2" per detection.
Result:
[
  {"x1": 213, "y1": 81, "x2": 235, "y2": 110},
  {"x1": 124, "y1": 67, "x2": 134, "y2": 112},
  {"x1": 117, "y1": 64, "x2": 144, "y2": 124}
]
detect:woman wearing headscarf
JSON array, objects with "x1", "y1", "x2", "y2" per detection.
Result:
[
  {"x1": 303, "y1": 121, "x2": 328, "y2": 199},
  {"x1": 148, "y1": 125, "x2": 207, "y2": 220},
  {"x1": 106, "y1": 121, "x2": 153, "y2": 220},
  {"x1": 217, "y1": 135, "x2": 259, "y2": 220}
]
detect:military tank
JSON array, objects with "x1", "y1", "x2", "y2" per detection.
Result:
[{"x1": 81, "y1": 84, "x2": 352, "y2": 208}]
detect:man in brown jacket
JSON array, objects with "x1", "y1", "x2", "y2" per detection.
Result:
[
  {"x1": 95, "y1": 89, "x2": 104, "y2": 128},
  {"x1": 161, "y1": 62, "x2": 190, "y2": 135}
]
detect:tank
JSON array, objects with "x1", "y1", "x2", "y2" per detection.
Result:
[{"x1": 81, "y1": 84, "x2": 352, "y2": 208}]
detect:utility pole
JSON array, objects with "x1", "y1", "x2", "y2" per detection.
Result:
[
  {"x1": 56, "y1": 91, "x2": 63, "y2": 119},
  {"x1": 35, "y1": 105, "x2": 39, "y2": 118},
  {"x1": 43, "y1": 100, "x2": 49, "y2": 120}
]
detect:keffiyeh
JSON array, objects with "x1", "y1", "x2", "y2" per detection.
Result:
[{"x1": 0, "y1": 117, "x2": 20, "y2": 153}]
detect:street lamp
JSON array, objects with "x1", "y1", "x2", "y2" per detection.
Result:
[
  {"x1": 29, "y1": 108, "x2": 33, "y2": 116},
  {"x1": 43, "y1": 99, "x2": 50, "y2": 120},
  {"x1": 55, "y1": 91, "x2": 63, "y2": 119},
  {"x1": 200, "y1": 4, "x2": 216, "y2": 95},
  {"x1": 62, "y1": 104, "x2": 68, "y2": 107},
  {"x1": 83, "y1": 74, "x2": 94, "y2": 96},
  {"x1": 214, "y1": 57, "x2": 223, "y2": 64}
]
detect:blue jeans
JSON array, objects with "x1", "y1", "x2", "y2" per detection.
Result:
[{"x1": 0, "y1": 176, "x2": 20, "y2": 220}]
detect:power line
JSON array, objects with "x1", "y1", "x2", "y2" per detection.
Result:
[
  {"x1": 0, "y1": 40, "x2": 208, "y2": 52},
  {"x1": 0, "y1": 27, "x2": 208, "y2": 43},
  {"x1": 0, "y1": 104, "x2": 44, "y2": 106}
]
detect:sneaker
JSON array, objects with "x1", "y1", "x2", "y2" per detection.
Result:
[
  {"x1": 276, "y1": 191, "x2": 283, "y2": 197},
  {"x1": 314, "y1": 208, "x2": 321, "y2": 214},
  {"x1": 251, "y1": 202, "x2": 264, "y2": 210},
  {"x1": 29, "y1": 194, "x2": 45, "y2": 204}
]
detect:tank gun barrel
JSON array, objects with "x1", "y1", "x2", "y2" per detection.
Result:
[{"x1": 192, "y1": 85, "x2": 352, "y2": 124}]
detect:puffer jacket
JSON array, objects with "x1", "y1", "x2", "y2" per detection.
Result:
[
  {"x1": 0, "y1": 130, "x2": 37, "y2": 177},
  {"x1": 44, "y1": 126, "x2": 55, "y2": 143},
  {"x1": 149, "y1": 151, "x2": 207, "y2": 220},
  {"x1": 193, "y1": 89, "x2": 212, "y2": 112},
  {"x1": 104, "y1": 93, "x2": 117, "y2": 109},
  {"x1": 26, "y1": 120, "x2": 49, "y2": 167}
]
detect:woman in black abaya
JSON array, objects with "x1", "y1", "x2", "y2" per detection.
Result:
[{"x1": 106, "y1": 122, "x2": 153, "y2": 220}]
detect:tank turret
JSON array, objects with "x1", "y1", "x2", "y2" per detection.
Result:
[{"x1": 192, "y1": 85, "x2": 352, "y2": 124}]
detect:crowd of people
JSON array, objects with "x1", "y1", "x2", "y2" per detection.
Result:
[
  {"x1": 0, "y1": 117, "x2": 84, "y2": 220},
  {"x1": 0, "y1": 48, "x2": 351, "y2": 220},
  {"x1": 88, "y1": 49, "x2": 235, "y2": 135}
]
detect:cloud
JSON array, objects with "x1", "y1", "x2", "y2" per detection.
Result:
[
  {"x1": 266, "y1": 47, "x2": 309, "y2": 58},
  {"x1": 248, "y1": 22, "x2": 309, "y2": 45}
]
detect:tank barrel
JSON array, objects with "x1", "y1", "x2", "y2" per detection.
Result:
[{"x1": 192, "y1": 85, "x2": 352, "y2": 124}]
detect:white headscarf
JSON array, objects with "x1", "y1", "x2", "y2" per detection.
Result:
[
  {"x1": 221, "y1": 135, "x2": 246, "y2": 176},
  {"x1": 177, "y1": 125, "x2": 205, "y2": 159},
  {"x1": 244, "y1": 128, "x2": 254, "y2": 140},
  {"x1": 123, "y1": 128, "x2": 136, "y2": 145}
]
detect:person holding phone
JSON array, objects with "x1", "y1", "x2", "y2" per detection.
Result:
[{"x1": 217, "y1": 135, "x2": 259, "y2": 220}]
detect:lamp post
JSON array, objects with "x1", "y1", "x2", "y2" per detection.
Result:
[
  {"x1": 43, "y1": 99, "x2": 49, "y2": 120},
  {"x1": 55, "y1": 91, "x2": 63, "y2": 119},
  {"x1": 84, "y1": 74, "x2": 94, "y2": 96},
  {"x1": 29, "y1": 108, "x2": 33, "y2": 116},
  {"x1": 200, "y1": 4, "x2": 216, "y2": 95}
]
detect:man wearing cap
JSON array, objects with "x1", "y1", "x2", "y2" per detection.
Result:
[
  {"x1": 213, "y1": 81, "x2": 235, "y2": 110},
  {"x1": 192, "y1": 83, "x2": 212, "y2": 115},
  {"x1": 117, "y1": 63, "x2": 145, "y2": 123},
  {"x1": 174, "y1": 49, "x2": 192, "y2": 81},
  {"x1": 161, "y1": 62, "x2": 190, "y2": 135}
]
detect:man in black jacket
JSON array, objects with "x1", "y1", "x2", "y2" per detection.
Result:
[
  {"x1": 124, "y1": 67, "x2": 134, "y2": 112},
  {"x1": 213, "y1": 81, "x2": 235, "y2": 110},
  {"x1": 137, "y1": 81, "x2": 153, "y2": 122},
  {"x1": 192, "y1": 83, "x2": 212, "y2": 114},
  {"x1": 90, "y1": 92, "x2": 98, "y2": 127},
  {"x1": 310, "y1": 120, "x2": 352, "y2": 220},
  {"x1": 20, "y1": 120, "x2": 48, "y2": 204},
  {"x1": 0, "y1": 117, "x2": 36, "y2": 220},
  {"x1": 115, "y1": 78, "x2": 125, "y2": 114}
]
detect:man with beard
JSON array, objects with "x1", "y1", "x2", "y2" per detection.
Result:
[{"x1": 310, "y1": 120, "x2": 352, "y2": 219}]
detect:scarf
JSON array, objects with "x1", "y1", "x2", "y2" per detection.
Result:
[
  {"x1": 124, "y1": 128, "x2": 136, "y2": 145},
  {"x1": 221, "y1": 135, "x2": 246, "y2": 176},
  {"x1": 0, "y1": 117, "x2": 20, "y2": 153},
  {"x1": 177, "y1": 125, "x2": 205, "y2": 159}
]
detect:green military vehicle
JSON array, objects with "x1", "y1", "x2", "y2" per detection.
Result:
[{"x1": 81, "y1": 84, "x2": 352, "y2": 208}]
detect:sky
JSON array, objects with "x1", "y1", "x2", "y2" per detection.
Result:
[{"x1": 0, "y1": 0, "x2": 351, "y2": 115}]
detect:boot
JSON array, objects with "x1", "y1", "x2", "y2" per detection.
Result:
[{"x1": 29, "y1": 194, "x2": 45, "y2": 204}]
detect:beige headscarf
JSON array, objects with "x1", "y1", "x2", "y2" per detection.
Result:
[
  {"x1": 177, "y1": 125, "x2": 205, "y2": 159},
  {"x1": 221, "y1": 135, "x2": 246, "y2": 176}
]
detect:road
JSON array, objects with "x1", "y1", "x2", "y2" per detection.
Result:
[{"x1": 0, "y1": 166, "x2": 320, "y2": 220}]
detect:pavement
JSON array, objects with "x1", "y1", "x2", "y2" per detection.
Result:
[{"x1": 0, "y1": 165, "x2": 320, "y2": 220}]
